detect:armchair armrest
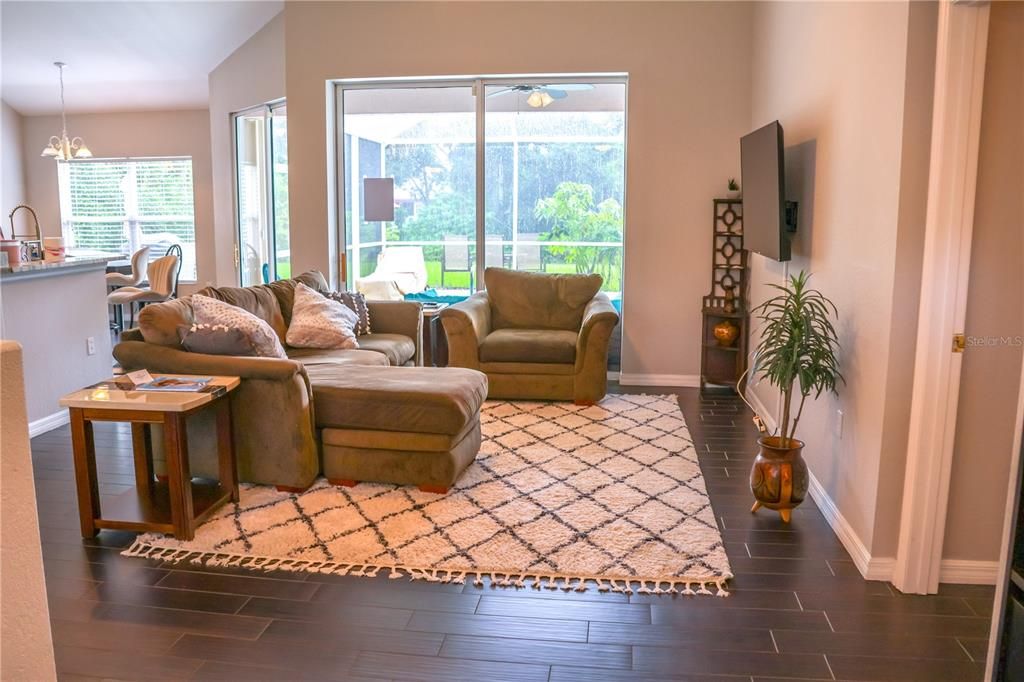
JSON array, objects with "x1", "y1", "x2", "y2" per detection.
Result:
[
  {"x1": 113, "y1": 341, "x2": 303, "y2": 381},
  {"x1": 440, "y1": 292, "x2": 492, "y2": 370},
  {"x1": 366, "y1": 299, "x2": 424, "y2": 365},
  {"x1": 575, "y1": 292, "x2": 620, "y2": 373}
]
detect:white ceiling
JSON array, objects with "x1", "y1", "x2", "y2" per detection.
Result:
[{"x1": 1, "y1": 1, "x2": 282, "y2": 115}]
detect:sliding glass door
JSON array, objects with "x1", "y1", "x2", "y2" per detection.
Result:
[
  {"x1": 341, "y1": 85, "x2": 476, "y2": 294},
  {"x1": 234, "y1": 101, "x2": 289, "y2": 286},
  {"x1": 336, "y1": 76, "x2": 626, "y2": 305}
]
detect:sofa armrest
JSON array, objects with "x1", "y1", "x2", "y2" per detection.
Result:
[
  {"x1": 366, "y1": 299, "x2": 424, "y2": 365},
  {"x1": 440, "y1": 292, "x2": 491, "y2": 370},
  {"x1": 113, "y1": 341, "x2": 304, "y2": 381}
]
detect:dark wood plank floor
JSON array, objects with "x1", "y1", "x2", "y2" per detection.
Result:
[{"x1": 31, "y1": 387, "x2": 994, "y2": 681}]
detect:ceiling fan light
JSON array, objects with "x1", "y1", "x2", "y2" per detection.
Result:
[
  {"x1": 539, "y1": 91, "x2": 554, "y2": 107},
  {"x1": 526, "y1": 90, "x2": 544, "y2": 108}
]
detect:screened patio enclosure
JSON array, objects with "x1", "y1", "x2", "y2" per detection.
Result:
[{"x1": 339, "y1": 79, "x2": 626, "y2": 307}]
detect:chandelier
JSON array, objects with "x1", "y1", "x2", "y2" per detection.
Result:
[{"x1": 40, "y1": 62, "x2": 92, "y2": 160}]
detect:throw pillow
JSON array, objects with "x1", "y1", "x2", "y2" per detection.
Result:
[
  {"x1": 286, "y1": 282, "x2": 360, "y2": 350},
  {"x1": 181, "y1": 324, "x2": 254, "y2": 356},
  {"x1": 182, "y1": 294, "x2": 287, "y2": 358},
  {"x1": 326, "y1": 291, "x2": 371, "y2": 336}
]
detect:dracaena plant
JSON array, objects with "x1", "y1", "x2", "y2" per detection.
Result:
[{"x1": 751, "y1": 271, "x2": 844, "y2": 446}]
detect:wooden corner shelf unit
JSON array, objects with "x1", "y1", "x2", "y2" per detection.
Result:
[{"x1": 700, "y1": 199, "x2": 749, "y2": 392}]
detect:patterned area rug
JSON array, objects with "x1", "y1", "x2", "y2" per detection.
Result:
[{"x1": 124, "y1": 394, "x2": 732, "y2": 595}]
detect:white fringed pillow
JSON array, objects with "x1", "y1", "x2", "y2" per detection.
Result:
[
  {"x1": 185, "y1": 294, "x2": 287, "y2": 358},
  {"x1": 286, "y1": 282, "x2": 360, "y2": 350}
]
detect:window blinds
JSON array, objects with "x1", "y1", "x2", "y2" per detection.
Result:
[{"x1": 59, "y1": 158, "x2": 197, "y2": 280}]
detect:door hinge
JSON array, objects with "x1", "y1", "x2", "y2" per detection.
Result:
[{"x1": 952, "y1": 333, "x2": 965, "y2": 353}]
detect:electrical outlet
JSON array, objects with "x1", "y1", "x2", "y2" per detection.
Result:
[
  {"x1": 836, "y1": 409, "x2": 844, "y2": 439},
  {"x1": 86, "y1": 336, "x2": 96, "y2": 356}
]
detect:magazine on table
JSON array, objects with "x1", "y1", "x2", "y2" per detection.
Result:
[{"x1": 89, "y1": 375, "x2": 226, "y2": 396}]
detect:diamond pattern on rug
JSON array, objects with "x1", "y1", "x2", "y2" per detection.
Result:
[{"x1": 124, "y1": 394, "x2": 732, "y2": 594}]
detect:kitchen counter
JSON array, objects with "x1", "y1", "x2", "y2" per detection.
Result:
[
  {"x1": 1, "y1": 251, "x2": 120, "y2": 433},
  {"x1": 0, "y1": 252, "x2": 122, "y2": 282}
]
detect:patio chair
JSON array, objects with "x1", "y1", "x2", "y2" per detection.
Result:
[
  {"x1": 356, "y1": 246, "x2": 428, "y2": 300},
  {"x1": 442, "y1": 235, "x2": 473, "y2": 289},
  {"x1": 485, "y1": 234, "x2": 505, "y2": 270},
  {"x1": 515, "y1": 233, "x2": 545, "y2": 272}
]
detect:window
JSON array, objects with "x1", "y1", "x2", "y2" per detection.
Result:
[
  {"x1": 58, "y1": 157, "x2": 197, "y2": 280},
  {"x1": 233, "y1": 101, "x2": 289, "y2": 286}
]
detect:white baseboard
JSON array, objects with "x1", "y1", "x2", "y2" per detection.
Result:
[
  {"x1": 607, "y1": 371, "x2": 620, "y2": 381},
  {"x1": 806, "y1": 471, "x2": 878, "y2": 578},
  {"x1": 745, "y1": 386, "x2": 777, "y2": 433},
  {"x1": 617, "y1": 373, "x2": 700, "y2": 387},
  {"x1": 938, "y1": 559, "x2": 1000, "y2": 585},
  {"x1": 28, "y1": 410, "x2": 69, "y2": 438},
  {"x1": 808, "y1": 470, "x2": 998, "y2": 585}
]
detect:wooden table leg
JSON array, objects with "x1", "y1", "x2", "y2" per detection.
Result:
[
  {"x1": 216, "y1": 396, "x2": 239, "y2": 503},
  {"x1": 69, "y1": 408, "x2": 101, "y2": 538},
  {"x1": 163, "y1": 412, "x2": 195, "y2": 540},
  {"x1": 131, "y1": 423, "x2": 155, "y2": 492}
]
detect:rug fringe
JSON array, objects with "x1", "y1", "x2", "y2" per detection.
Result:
[{"x1": 121, "y1": 539, "x2": 730, "y2": 597}]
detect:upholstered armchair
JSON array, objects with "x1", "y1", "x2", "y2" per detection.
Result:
[{"x1": 440, "y1": 267, "x2": 620, "y2": 403}]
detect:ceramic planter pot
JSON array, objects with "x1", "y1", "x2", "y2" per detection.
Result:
[{"x1": 749, "y1": 436, "x2": 808, "y2": 523}]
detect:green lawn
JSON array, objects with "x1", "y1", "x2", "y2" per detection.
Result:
[{"x1": 421, "y1": 260, "x2": 622, "y2": 292}]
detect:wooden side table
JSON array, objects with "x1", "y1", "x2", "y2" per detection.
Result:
[{"x1": 59, "y1": 376, "x2": 240, "y2": 541}]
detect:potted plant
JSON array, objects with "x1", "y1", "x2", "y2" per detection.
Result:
[
  {"x1": 748, "y1": 271, "x2": 843, "y2": 522},
  {"x1": 726, "y1": 178, "x2": 741, "y2": 199}
]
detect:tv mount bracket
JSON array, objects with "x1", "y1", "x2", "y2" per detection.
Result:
[{"x1": 784, "y1": 201, "x2": 799, "y2": 232}]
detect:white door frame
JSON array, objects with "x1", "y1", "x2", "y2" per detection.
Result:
[{"x1": 892, "y1": 0, "x2": 991, "y2": 595}]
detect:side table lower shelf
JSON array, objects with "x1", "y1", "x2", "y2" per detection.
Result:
[{"x1": 94, "y1": 478, "x2": 234, "y2": 535}]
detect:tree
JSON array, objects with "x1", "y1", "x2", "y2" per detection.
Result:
[{"x1": 534, "y1": 182, "x2": 622, "y2": 279}]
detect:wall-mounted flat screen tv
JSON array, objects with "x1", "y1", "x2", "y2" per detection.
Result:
[{"x1": 741, "y1": 121, "x2": 796, "y2": 262}]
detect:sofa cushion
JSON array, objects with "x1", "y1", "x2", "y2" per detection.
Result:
[
  {"x1": 479, "y1": 328, "x2": 578, "y2": 364},
  {"x1": 268, "y1": 271, "x2": 330, "y2": 324},
  {"x1": 138, "y1": 296, "x2": 193, "y2": 347},
  {"x1": 305, "y1": 365, "x2": 487, "y2": 436},
  {"x1": 484, "y1": 267, "x2": 602, "y2": 331},
  {"x1": 286, "y1": 348, "x2": 388, "y2": 367},
  {"x1": 357, "y1": 333, "x2": 416, "y2": 366},
  {"x1": 327, "y1": 291, "x2": 372, "y2": 336},
  {"x1": 196, "y1": 282, "x2": 288, "y2": 341},
  {"x1": 285, "y1": 282, "x2": 360, "y2": 350},
  {"x1": 186, "y1": 294, "x2": 287, "y2": 358}
]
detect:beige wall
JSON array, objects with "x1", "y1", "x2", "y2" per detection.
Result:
[
  {"x1": 1, "y1": 100, "x2": 28, "y2": 234},
  {"x1": 747, "y1": 0, "x2": 926, "y2": 553},
  {"x1": 0, "y1": 341, "x2": 57, "y2": 681},
  {"x1": 208, "y1": 11, "x2": 285, "y2": 286},
  {"x1": 283, "y1": 1, "x2": 754, "y2": 378},
  {"x1": 19, "y1": 109, "x2": 215, "y2": 295},
  {"x1": 943, "y1": 1, "x2": 1024, "y2": 563}
]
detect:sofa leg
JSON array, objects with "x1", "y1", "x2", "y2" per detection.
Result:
[
  {"x1": 574, "y1": 399, "x2": 596, "y2": 407},
  {"x1": 418, "y1": 484, "x2": 449, "y2": 494},
  {"x1": 328, "y1": 479, "x2": 358, "y2": 488},
  {"x1": 275, "y1": 484, "x2": 309, "y2": 494}
]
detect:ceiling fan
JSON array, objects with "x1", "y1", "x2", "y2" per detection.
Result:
[{"x1": 487, "y1": 84, "x2": 596, "y2": 108}]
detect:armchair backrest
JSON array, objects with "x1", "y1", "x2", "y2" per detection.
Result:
[{"x1": 483, "y1": 267, "x2": 603, "y2": 331}]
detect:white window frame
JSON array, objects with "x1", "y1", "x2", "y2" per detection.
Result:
[{"x1": 57, "y1": 155, "x2": 198, "y2": 282}]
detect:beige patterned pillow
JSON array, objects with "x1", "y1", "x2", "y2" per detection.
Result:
[
  {"x1": 188, "y1": 295, "x2": 287, "y2": 358},
  {"x1": 286, "y1": 282, "x2": 359, "y2": 350}
]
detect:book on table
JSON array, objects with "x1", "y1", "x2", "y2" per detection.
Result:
[{"x1": 90, "y1": 376, "x2": 226, "y2": 397}]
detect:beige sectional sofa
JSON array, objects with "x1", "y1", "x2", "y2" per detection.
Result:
[{"x1": 113, "y1": 271, "x2": 487, "y2": 492}]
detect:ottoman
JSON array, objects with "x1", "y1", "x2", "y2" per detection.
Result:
[{"x1": 306, "y1": 365, "x2": 488, "y2": 493}]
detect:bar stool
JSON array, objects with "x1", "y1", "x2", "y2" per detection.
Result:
[
  {"x1": 107, "y1": 251, "x2": 180, "y2": 329},
  {"x1": 106, "y1": 246, "x2": 150, "y2": 331}
]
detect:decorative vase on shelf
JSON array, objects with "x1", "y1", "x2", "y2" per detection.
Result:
[
  {"x1": 723, "y1": 288, "x2": 737, "y2": 313},
  {"x1": 749, "y1": 436, "x2": 808, "y2": 523},
  {"x1": 712, "y1": 319, "x2": 739, "y2": 347}
]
